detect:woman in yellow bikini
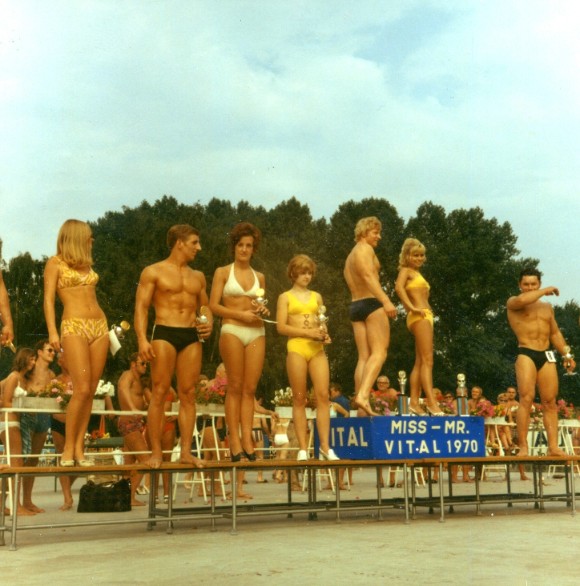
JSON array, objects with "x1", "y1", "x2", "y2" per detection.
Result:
[
  {"x1": 44, "y1": 219, "x2": 110, "y2": 466},
  {"x1": 395, "y1": 238, "x2": 444, "y2": 416},
  {"x1": 276, "y1": 255, "x2": 339, "y2": 461}
]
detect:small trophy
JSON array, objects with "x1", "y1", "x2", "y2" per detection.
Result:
[
  {"x1": 254, "y1": 287, "x2": 268, "y2": 306},
  {"x1": 316, "y1": 305, "x2": 329, "y2": 341},
  {"x1": 397, "y1": 370, "x2": 408, "y2": 415},
  {"x1": 316, "y1": 305, "x2": 329, "y2": 327},
  {"x1": 456, "y1": 373, "x2": 468, "y2": 416},
  {"x1": 109, "y1": 320, "x2": 131, "y2": 356},
  {"x1": 196, "y1": 307, "x2": 209, "y2": 344}
]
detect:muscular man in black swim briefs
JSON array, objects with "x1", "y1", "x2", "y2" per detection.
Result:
[
  {"x1": 135, "y1": 224, "x2": 213, "y2": 468},
  {"x1": 507, "y1": 267, "x2": 576, "y2": 456}
]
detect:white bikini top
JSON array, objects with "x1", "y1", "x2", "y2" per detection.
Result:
[
  {"x1": 14, "y1": 381, "x2": 27, "y2": 397},
  {"x1": 222, "y1": 264, "x2": 260, "y2": 297}
]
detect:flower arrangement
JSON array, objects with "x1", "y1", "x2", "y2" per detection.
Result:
[
  {"x1": 530, "y1": 402, "x2": 544, "y2": 425},
  {"x1": 438, "y1": 399, "x2": 456, "y2": 415},
  {"x1": 494, "y1": 403, "x2": 507, "y2": 417},
  {"x1": 85, "y1": 429, "x2": 110, "y2": 442},
  {"x1": 556, "y1": 399, "x2": 576, "y2": 420},
  {"x1": 370, "y1": 393, "x2": 391, "y2": 416},
  {"x1": 470, "y1": 399, "x2": 495, "y2": 418},
  {"x1": 27, "y1": 378, "x2": 74, "y2": 411},
  {"x1": 195, "y1": 379, "x2": 227, "y2": 405},
  {"x1": 272, "y1": 387, "x2": 294, "y2": 407}
]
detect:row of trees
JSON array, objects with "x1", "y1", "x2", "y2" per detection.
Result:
[{"x1": 2, "y1": 195, "x2": 579, "y2": 405}]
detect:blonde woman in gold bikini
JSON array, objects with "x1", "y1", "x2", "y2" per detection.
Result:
[
  {"x1": 44, "y1": 219, "x2": 110, "y2": 466},
  {"x1": 395, "y1": 238, "x2": 444, "y2": 416}
]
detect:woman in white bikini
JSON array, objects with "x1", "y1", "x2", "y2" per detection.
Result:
[
  {"x1": 44, "y1": 219, "x2": 110, "y2": 466},
  {"x1": 209, "y1": 222, "x2": 270, "y2": 462},
  {"x1": 0, "y1": 347, "x2": 37, "y2": 514}
]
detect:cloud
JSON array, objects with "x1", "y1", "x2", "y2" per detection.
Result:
[{"x1": 0, "y1": 0, "x2": 578, "y2": 301}]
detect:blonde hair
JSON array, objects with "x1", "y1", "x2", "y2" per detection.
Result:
[
  {"x1": 56, "y1": 219, "x2": 94, "y2": 269},
  {"x1": 354, "y1": 217, "x2": 381, "y2": 241},
  {"x1": 398, "y1": 238, "x2": 425, "y2": 270},
  {"x1": 287, "y1": 254, "x2": 316, "y2": 282}
]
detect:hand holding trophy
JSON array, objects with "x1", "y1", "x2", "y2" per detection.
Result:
[
  {"x1": 252, "y1": 287, "x2": 271, "y2": 319},
  {"x1": 196, "y1": 306, "x2": 209, "y2": 343},
  {"x1": 109, "y1": 320, "x2": 131, "y2": 356},
  {"x1": 316, "y1": 304, "x2": 331, "y2": 343}
]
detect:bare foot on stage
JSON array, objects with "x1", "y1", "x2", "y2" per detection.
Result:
[
  {"x1": 227, "y1": 491, "x2": 253, "y2": 500},
  {"x1": 517, "y1": 446, "x2": 529, "y2": 457},
  {"x1": 520, "y1": 475, "x2": 530, "y2": 481},
  {"x1": 17, "y1": 506, "x2": 36, "y2": 516},
  {"x1": 131, "y1": 499, "x2": 146, "y2": 506},
  {"x1": 24, "y1": 503, "x2": 45, "y2": 514},
  {"x1": 147, "y1": 455, "x2": 163, "y2": 469},
  {"x1": 354, "y1": 395, "x2": 378, "y2": 416},
  {"x1": 180, "y1": 454, "x2": 204, "y2": 468},
  {"x1": 546, "y1": 448, "x2": 568, "y2": 457},
  {"x1": 59, "y1": 501, "x2": 74, "y2": 511}
]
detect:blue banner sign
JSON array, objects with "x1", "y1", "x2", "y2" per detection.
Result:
[{"x1": 318, "y1": 416, "x2": 486, "y2": 460}]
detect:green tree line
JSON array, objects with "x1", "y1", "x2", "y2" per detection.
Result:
[{"x1": 2, "y1": 196, "x2": 579, "y2": 406}]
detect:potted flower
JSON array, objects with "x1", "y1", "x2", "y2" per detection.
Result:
[
  {"x1": 273, "y1": 387, "x2": 294, "y2": 419},
  {"x1": 471, "y1": 399, "x2": 496, "y2": 420},
  {"x1": 530, "y1": 403, "x2": 544, "y2": 427},
  {"x1": 370, "y1": 393, "x2": 391, "y2": 416},
  {"x1": 195, "y1": 379, "x2": 226, "y2": 414},
  {"x1": 557, "y1": 399, "x2": 579, "y2": 427}
]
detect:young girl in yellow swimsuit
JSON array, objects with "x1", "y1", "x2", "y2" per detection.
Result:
[
  {"x1": 395, "y1": 238, "x2": 444, "y2": 416},
  {"x1": 44, "y1": 219, "x2": 110, "y2": 466},
  {"x1": 276, "y1": 255, "x2": 339, "y2": 461}
]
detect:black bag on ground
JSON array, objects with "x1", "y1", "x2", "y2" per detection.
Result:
[{"x1": 77, "y1": 478, "x2": 132, "y2": 513}]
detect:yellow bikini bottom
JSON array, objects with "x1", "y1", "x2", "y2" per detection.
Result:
[
  {"x1": 61, "y1": 317, "x2": 108, "y2": 344},
  {"x1": 406, "y1": 309, "x2": 434, "y2": 330}
]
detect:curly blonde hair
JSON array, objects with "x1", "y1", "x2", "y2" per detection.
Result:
[
  {"x1": 354, "y1": 217, "x2": 381, "y2": 241},
  {"x1": 398, "y1": 238, "x2": 425, "y2": 270}
]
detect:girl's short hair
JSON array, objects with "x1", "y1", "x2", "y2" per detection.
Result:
[
  {"x1": 398, "y1": 238, "x2": 426, "y2": 270},
  {"x1": 287, "y1": 254, "x2": 316, "y2": 281},
  {"x1": 229, "y1": 222, "x2": 261, "y2": 256},
  {"x1": 56, "y1": 219, "x2": 93, "y2": 268},
  {"x1": 354, "y1": 217, "x2": 381, "y2": 241},
  {"x1": 13, "y1": 347, "x2": 35, "y2": 376}
]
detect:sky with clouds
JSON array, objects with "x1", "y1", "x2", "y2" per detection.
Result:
[{"x1": 1, "y1": 0, "x2": 578, "y2": 302}]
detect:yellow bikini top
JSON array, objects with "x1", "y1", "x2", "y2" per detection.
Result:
[
  {"x1": 56, "y1": 257, "x2": 99, "y2": 289},
  {"x1": 405, "y1": 272, "x2": 430, "y2": 290},
  {"x1": 287, "y1": 291, "x2": 318, "y2": 316}
]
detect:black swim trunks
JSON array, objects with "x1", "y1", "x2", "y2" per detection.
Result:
[
  {"x1": 517, "y1": 347, "x2": 556, "y2": 371},
  {"x1": 349, "y1": 298, "x2": 383, "y2": 322},
  {"x1": 152, "y1": 324, "x2": 200, "y2": 353}
]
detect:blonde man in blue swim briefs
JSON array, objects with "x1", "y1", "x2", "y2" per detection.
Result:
[
  {"x1": 277, "y1": 255, "x2": 339, "y2": 462},
  {"x1": 344, "y1": 217, "x2": 397, "y2": 416},
  {"x1": 395, "y1": 238, "x2": 444, "y2": 416}
]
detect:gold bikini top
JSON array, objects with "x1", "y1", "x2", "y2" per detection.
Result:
[{"x1": 56, "y1": 257, "x2": 99, "y2": 289}]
